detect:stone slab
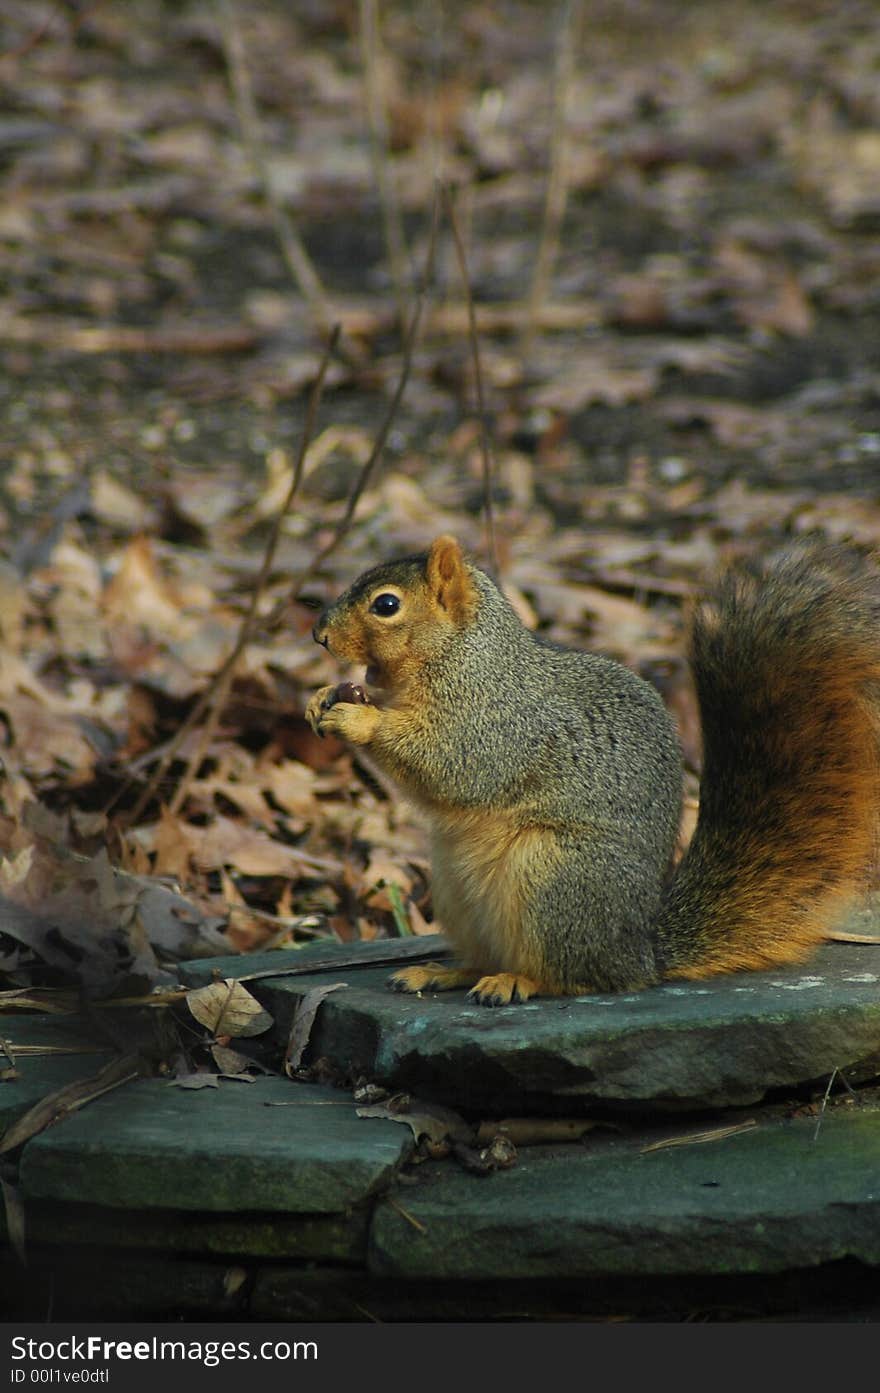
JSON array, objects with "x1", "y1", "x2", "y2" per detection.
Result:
[
  {"x1": 175, "y1": 934, "x2": 448, "y2": 989},
  {"x1": 180, "y1": 937, "x2": 880, "y2": 1112},
  {"x1": 369, "y1": 1103, "x2": 880, "y2": 1280},
  {"x1": 0, "y1": 1016, "x2": 114, "y2": 1131},
  {"x1": 18, "y1": 1076, "x2": 411, "y2": 1213},
  {"x1": 0, "y1": 1198, "x2": 367, "y2": 1262}
]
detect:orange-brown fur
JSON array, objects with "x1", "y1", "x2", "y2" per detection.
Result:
[
  {"x1": 428, "y1": 806, "x2": 570, "y2": 990},
  {"x1": 390, "y1": 805, "x2": 579, "y2": 1004},
  {"x1": 310, "y1": 535, "x2": 880, "y2": 1002},
  {"x1": 656, "y1": 596, "x2": 880, "y2": 976}
]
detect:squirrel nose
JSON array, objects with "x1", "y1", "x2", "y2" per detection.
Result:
[{"x1": 312, "y1": 615, "x2": 329, "y2": 647}]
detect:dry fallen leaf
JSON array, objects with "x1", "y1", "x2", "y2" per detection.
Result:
[
  {"x1": 356, "y1": 1097, "x2": 471, "y2": 1145},
  {"x1": 185, "y1": 979, "x2": 274, "y2": 1039},
  {"x1": 210, "y1": 1042, "x2": 259, "y2": 1075},
  {"x1": 170, "y1": 1071, "x2": 220, "y2": 1090},
  {"x1": 0, "y1": 1174, "x2": 26, "y2": 1264},
  {"x1": 183, "y1": 816, "x2": 335, "y2": 879},
  {"x1": 101, "y1": 535, "x2": 193, "y2": 639},
  {"x1": 0, "y1": 1054, "x2": 141, "y2": 1154},
  {"x1": 284, "y1": 982, "x2": 348, "y2": 1075},
  {"x1": 0, "y1": 843, "x2": 168, "y2": 996}
]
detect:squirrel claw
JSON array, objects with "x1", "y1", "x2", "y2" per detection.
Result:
[
  {"x1": 305, "y1": 686, "x2": 380, "y2": 745},
  {"x1": 468, "y1": 973, "x2": 540, "y2": 1006},
  {"x1": 305, "y1": 686, "x2": 337, "y2": 737}
]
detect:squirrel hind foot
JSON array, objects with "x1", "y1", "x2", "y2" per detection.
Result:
[
  {"x1": 388, "y1": 963, "x2": 479, "y2": 994},
  {"x1": 467, "y1": 972, "x2": 542, "y2": 1007}
]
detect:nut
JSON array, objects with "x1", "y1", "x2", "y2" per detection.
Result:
[{"x1": 327, "y1": 681, "x2": 370, "y2": 708}]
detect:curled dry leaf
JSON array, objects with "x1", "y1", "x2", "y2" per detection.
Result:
[
  {"x1": 482, "y1": 1134, "x2": 517, "y2": 1169},
  {"x1": 185, "y1": 979, "x2": 274, "y2": 1039},
  {"x1": 362, "y1": 849, "x2": 414, "y2": 906},
  {"x1": 0, "y1": 844, "x2": 170, "y2": 997},
  {"x1": 185, "y1": 815, "x2": 338, "y2": 879},
  {"x1": 356, "y1": 1097, "x2": 471, "y2": 1146},
  {"x1": 223, "y1": 1266, "x2": 248, "y2": 1298},
  {"x1": 101, "y1": 535, "x2": 193, "y2": 640},
  {"x1": 210, "y1": 1042, "x2": 258, "y2": 1075},
  {"x1": 284, "y1": 982, "x2": 348, "y2": 1075},
  {"x1": 449, "y1": 1137, "x2": 517, "y2": 1175},
  {"x1": 0, "y1": 657, "x2": 101, "y2": 782}
]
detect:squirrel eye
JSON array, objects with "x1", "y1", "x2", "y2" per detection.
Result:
[{"x1": 370, "y1": 592, "x2": 400, "y2": 617}]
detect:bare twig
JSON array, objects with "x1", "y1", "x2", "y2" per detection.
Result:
[
  {"x1": 812, "y1": 1068, "x2": 838, "y2": 1142},
  {"x1": 277, "y1": 186, "x2": 442, "y2": 609},
  {"x1": 524, "y1": 0, "x2": 581, "y2": 350},
  {"x1": 640, "y1": 1119, "x2": 757, "y2": 1154},
  {"x1": 124, "y1": 189, "x2": 438, "y2": 823},
  {"x1": 0, "y1": 315, "x2": 262, "y2": 355},
  {"x1": 216, "y1": 0, "x2": 331, "y2": 331},
  {"x1": 419, "y1": 0, "x2": 450, "y2": 192},
  {"x1": 429, "y1": 298, "x2": 600, "y2": 335},
  {"x1": 126, "y1": 327, "x2": 341, "y2": 825},
  {"x1": 476, "y1": 1117, "x2": 601, "y2": 1146},
  {"x1": 825, "y1": 930, "x2": 880, "y2": 944},
  {"x1": 387, "y1": 1197, "x2": 428, "y2": 1234},
  {"x1": 0, "y1": 2, "x2": 101, "y2": 73},
  {"x1": 227, "y1": 908, "x2": 330, "y2": 946},
  {"x1": 443, "y1": 185, "x2": 499, "y2": 576},
  {"x1": 359, "y1": 0, "x2": 411, "y2": 324}
]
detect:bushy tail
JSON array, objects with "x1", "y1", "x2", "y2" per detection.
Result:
[{"x1": 655, "y1": 542, "x2": 880, "y2": 978}]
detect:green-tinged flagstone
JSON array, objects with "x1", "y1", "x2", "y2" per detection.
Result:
[
  {"x1": 0, "y1": 1197, "x2": 368, "y2": 1262},
  {"x1": 181, "y1": 937, "x2": 880, "y2": 1112},
  {"x1": 369, "y1": 1105, "x2": 880, "y2": 1279},
  {"x1": 0, "y1": 1016, "x2": 114, "y2": 1131},
  {"x1": 18, "y1": 1075, "x2": 412, "y2": 1213}
]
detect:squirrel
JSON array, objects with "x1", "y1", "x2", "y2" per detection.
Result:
[{"x1": 306, "y1": 535, "x2": 880, "y2": 1006}]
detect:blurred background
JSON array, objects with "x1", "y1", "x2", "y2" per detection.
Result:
[{"x1": 1, "y1": 0, "x2": 879, "y2": 978}]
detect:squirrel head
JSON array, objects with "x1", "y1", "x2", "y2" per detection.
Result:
[{"x1": 313, "y1": 535, "x2": 478, "y2": 693}]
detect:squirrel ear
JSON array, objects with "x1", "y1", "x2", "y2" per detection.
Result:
[{"x1": 425, "y1": 536, "x2": 476, "y2": 622}]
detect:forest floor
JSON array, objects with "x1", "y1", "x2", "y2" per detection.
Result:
[{"x1": 1, "y1": 0, "x2": 880, "y2": 1009}]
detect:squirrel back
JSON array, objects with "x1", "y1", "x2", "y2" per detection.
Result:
[{"x1": 308, "y1": 536, "x2": 880, "y2": 1003}]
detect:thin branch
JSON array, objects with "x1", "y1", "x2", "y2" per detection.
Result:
[
  {"x1": 125, "y1": 327, "x2": 341, "y2": 825},
  {"x1": 812, "y1": 1067, "x2": 838, "y2": 1142},
  {"x1": 359, "y1": 0, "x2": 411, "y2": 324},
  {"x1": 524, "y1": 0, "x2": 581, "y2": 350},
  {"x1": 276, "y1": 185, "x2": 442, "y2": 611},
  {"x1": 429, "y1": 298, "x2": 600, "y2": 335},
  {"x1": 216, "y1": 0, "x2": 331, "y2": 331},
  {"x1": 124, "y1": 188, "x2": 439, "y2": 823},
  {"x1": 442, "y1": 185, "x2": 499, "y2": 576},
  {"x1": 0, "y1": 315, "x2": 261, "y2": 355},
  {"x1": 0, "y1": 3, "x2": 101, "y2": 73}
]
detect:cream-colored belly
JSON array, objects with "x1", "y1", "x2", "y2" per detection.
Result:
[{"x1": 428, "y1": 809, "x2": 560, "y2": 978}]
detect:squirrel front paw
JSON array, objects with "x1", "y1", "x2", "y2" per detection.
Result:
[
  {"x1": 305, "y1": 684, "x2": 380, "y2": 745},
  {"x1": 305, "y1": 686, "x2": 337, "y2": 735}
]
